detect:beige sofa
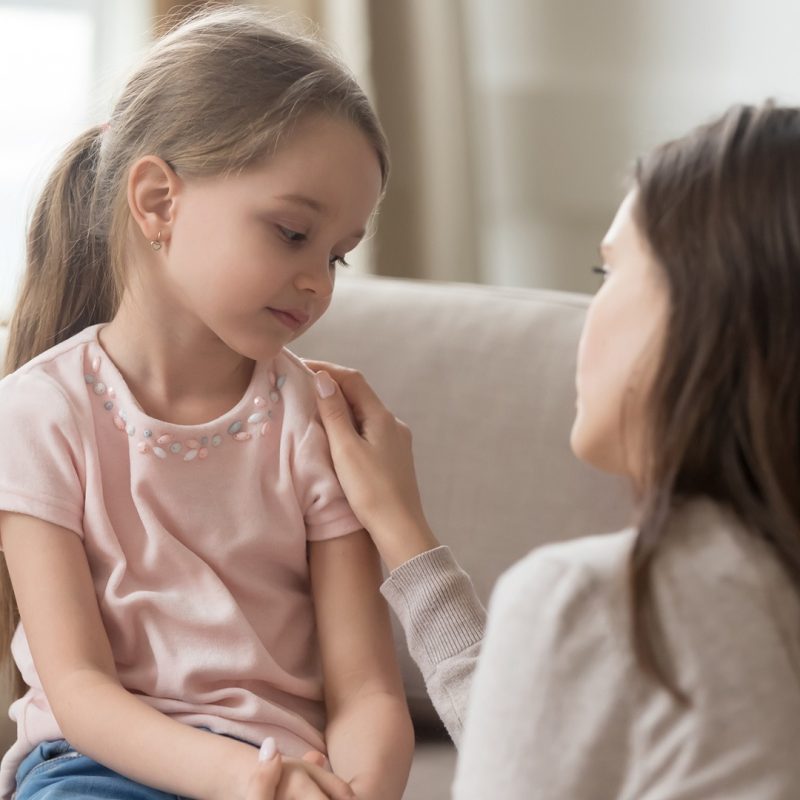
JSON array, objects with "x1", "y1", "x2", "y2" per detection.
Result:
[{"x1": 0, "y1": 275, "x2": 632, "y2": 798}]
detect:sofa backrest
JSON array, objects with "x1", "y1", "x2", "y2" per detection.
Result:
[{"x1": 292, "y1": 275, "x2": 633, "y2": 723}]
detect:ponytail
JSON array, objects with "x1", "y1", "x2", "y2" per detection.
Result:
[
  {"x1": 4, "y1": 124, "x2": 118, "y2": 376},
  {"x1": 1, "y1": 125, "x2": 118, "y2": 697}
]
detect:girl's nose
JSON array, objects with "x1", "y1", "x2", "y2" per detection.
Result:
[{"x1": 295, "y1": 258, "x2": 335, "y2": 297}]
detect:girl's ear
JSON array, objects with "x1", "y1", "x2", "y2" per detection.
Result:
[{"x1": 127, "y1": 155, "x2": 180, "y2": 248}]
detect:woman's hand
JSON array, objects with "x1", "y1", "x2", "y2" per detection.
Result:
[
  {"x1": 244, "y1": 741, "x2": 356, "y2": 800},
  {"x1": 245, "y1": 739, "x2": 283, "y2": 799},
  {"x1": 306, "y1": 360, "x2": 440, "y2": 571}
]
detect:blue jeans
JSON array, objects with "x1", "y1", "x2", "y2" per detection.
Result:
[{"x1": 15, "y1": 739, "x2": 186, "y2": 799}]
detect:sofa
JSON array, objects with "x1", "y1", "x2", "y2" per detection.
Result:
[{"x1": 0, "y1": 275, "x2": 632, "y2": 798}]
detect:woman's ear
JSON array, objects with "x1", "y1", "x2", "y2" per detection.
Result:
[{"x1": 127, "y1": 155, "x2": 180, "y2": 248}]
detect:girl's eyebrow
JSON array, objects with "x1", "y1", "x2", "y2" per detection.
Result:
[
  {"x1": 275, "y1": 193, "x2": 366, "y2": 240},
  {"x1": 276, "y1": 193, "x2": 327, "y2": 214}
]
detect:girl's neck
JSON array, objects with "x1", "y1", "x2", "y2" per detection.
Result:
[{"x1": 99, "y1": 291, "x2": 255, "y2": 426}]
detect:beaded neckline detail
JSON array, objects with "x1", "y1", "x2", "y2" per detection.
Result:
[{"x1": 84, "y1": 354, "x2": 284, "y2": 463}]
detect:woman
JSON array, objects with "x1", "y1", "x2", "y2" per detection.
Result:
[{"x1": 307, "y1": 103, "x2": 800, "y2": 798}]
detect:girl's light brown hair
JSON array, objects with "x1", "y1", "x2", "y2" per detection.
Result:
[
  {"x1": 1, "y1": 5, "x2": 388, "y2": 694},
  {"x1": 630, "y1": 103, "x2": 800, "y2": 695}
]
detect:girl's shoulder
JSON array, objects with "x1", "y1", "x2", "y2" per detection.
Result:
[
  {"x1": 271, "y1": 347, "x2": 319, "y2": 421},
  {"x1": 1, "y1": 326, "x2": 101, "y2": 403}
]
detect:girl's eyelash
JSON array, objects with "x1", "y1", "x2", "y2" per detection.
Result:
[
  {"x1": 277, "y1": 225, "x2": 349, "y2": 267},
  {"x1": 591, "y1": 265, "x2": 609, "y2": 279},
  {"x1": 277, "y1": 225, "x2": 307, "y2": 243}
]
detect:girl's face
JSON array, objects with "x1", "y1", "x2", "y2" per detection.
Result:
[
  {"x1": 161, "y1": 115, "x2": 383, "y2": 361},
  {"x1": 570, "y1": 190, "x2": 670, "y2": 480}
]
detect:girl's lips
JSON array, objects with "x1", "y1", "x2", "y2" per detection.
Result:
[{"x1": 268, "y1": 307, "x2": 309, "y2": 331}]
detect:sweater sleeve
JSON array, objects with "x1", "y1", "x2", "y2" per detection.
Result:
[{"x1": 380, "y1": 546, "x2": 486, "y2": 745}]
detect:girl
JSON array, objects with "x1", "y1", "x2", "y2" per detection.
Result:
[
  {"x1": 309, "y1": 102, "x2": 800, "y2": 798},
  {"x1": 0, "y1": 8, "x2": 413, "y2": 800}
]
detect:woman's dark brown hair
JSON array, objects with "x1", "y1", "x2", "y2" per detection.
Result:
[{"x1": 631, "y1": 102, "x2": 800, "y2": 693}]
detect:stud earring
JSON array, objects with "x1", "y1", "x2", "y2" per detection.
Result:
[{"x1": 150, "y1": 231, "x2": 162, "y2": 251}]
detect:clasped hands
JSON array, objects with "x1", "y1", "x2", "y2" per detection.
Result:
[{"x1": 245, "y1": 741, "x2": 358, "y2": 800}]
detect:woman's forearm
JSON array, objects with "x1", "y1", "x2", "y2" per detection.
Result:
[
  {"x1": 50, "y1": 668, "x2": 256, "y2": 800},
  {"x1": 325, "y1": 691, "x2": 414, "y2": 800},
  {"x1": 381, "y1": 546, "x2": 487, "y2": 746}
]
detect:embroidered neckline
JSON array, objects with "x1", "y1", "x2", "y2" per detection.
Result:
[{"x1": 84, "y1": 351, "x2": 286, "y2": 463}]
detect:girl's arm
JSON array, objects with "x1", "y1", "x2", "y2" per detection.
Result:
[
  {"x1": 309, "y1": 530, "x2": 414, "y2": 800},
  {"x1": 307, "y1": 361, "x2": 486, "y2": 743},
  {"x1": 0, "y1": 511, "x2": 353, "y2": 800}
]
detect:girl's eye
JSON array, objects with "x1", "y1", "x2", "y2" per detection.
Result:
[
  {"x1": 277, "y1": 225, "x2": 307, "y2": 243},
  {"x1": 329, "y1": 255, "x2": 351, "y2": 269},
  {"x1": 591, "y1": 265, "x2": 609, "y2": 281}
]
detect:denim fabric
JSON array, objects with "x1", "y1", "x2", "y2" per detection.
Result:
[{"x1": 15, "y1": 740, "x2": 185, "y2": 800}]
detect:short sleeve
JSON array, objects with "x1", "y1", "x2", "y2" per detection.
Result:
[
  {"x1": 0, "y1": 372, "x2": 85, "y2": 539},
  {"x1": 292, "y1": 414, "x2": 361, "y2": 542}
]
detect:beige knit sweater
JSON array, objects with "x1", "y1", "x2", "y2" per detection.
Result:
[{"x1": 381, "y1": 499, "x2": 800, "y2": 799}]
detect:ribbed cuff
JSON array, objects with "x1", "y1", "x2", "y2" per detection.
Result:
[{"x1": 381, "y1": 546, "x2": 486, "y2": 675}]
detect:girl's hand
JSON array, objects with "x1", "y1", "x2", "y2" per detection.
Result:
[{"x1": 306, "y1": 360, "x2": 440, "y2": 571}]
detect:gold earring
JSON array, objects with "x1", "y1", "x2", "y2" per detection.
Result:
[{"x1": 150, "y1": 231, "x2": 162, "y2": 251}]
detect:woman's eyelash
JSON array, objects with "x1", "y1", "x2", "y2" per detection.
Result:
[{"x1": 591, "y1": 265, "x2": 609, "y2": 279}]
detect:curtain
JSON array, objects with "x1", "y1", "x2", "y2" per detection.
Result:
[{"x1": 366, "y1": 2, "x2": 479, "y2": 282}]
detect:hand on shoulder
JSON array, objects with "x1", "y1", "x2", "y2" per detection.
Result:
[{"x1": 305, "y1": 360, "x2": 440, "y2": 571}]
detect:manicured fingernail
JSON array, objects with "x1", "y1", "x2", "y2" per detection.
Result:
[
  {"x1": 315, "y1": 372, "x2": 336, "y2": 399},
  {"x1": 259, "y1": 737, "x2": 278, "y2": 762}
]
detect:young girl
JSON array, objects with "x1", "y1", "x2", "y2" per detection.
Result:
[
  {"x1": 0, "y1": 8, "x2": 412, "y2": 800},
  {"x1": 309, "y1": 102, "x2": 800, "y2": 798}
]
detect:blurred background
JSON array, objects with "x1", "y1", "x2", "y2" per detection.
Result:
[{"x1": 3, "y1": 0, "x2": 800, "y2": 319}]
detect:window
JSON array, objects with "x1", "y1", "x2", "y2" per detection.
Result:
[{"x1": 0, "y1": 0, "x2": 152, "y2": 318}]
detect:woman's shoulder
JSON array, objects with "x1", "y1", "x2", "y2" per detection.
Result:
[
  {"x1": 489, "y1": 528, "x2": 637, "y2": 642},
  {"x1": 654, "y1": 498, "x2": 800, "y2": 638},
  {"x1": 502, "y1": 498, "x2": 788, "y2": 597},
  {"x1": 498, "y1": 526, "x2": 637, "y2": 605},
  {"x1": 491, "y1": 496, "x2": 792, "y2": 635}
]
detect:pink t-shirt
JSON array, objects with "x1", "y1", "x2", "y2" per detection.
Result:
[{"x1": 0, "y1": 324, "x2": 361, "y2": 796}]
